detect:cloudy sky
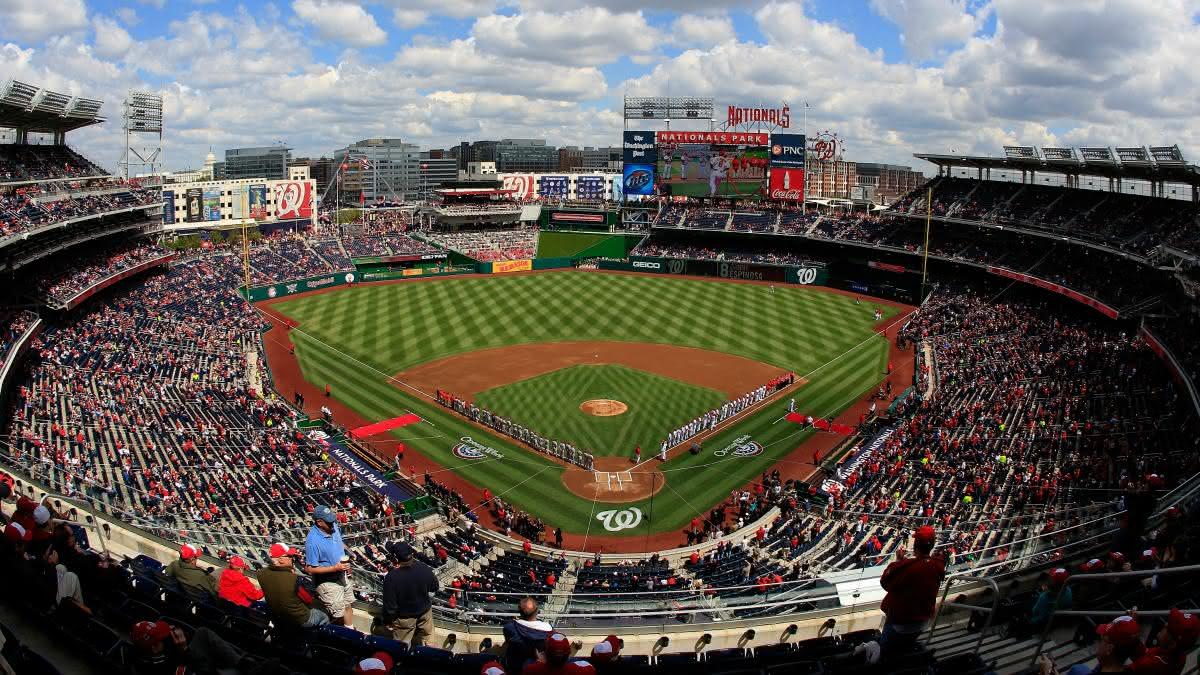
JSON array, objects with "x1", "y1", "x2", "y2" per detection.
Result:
[{"x1": 2, "y1": 0, "x2": 1198, "y2": 172}]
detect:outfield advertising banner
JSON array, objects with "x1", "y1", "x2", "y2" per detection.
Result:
[
  {"x1": 623, "y1": 130, "x2": 657, "y2": 164},
  {"x1": 622, "y1": 163, "x2": 655, "y2": 197},
  {"x1": 538, "y1": 175, "x2": 568, "y2": 199},
  {"x1": 162, "y1": 190, "x2": 175, "y2": 224},
  {"x1": 493, "y1": 259, "x2": 533, "y2": 274},
  {"x1": 202, "y1": 188, "x2": 221, "y2": 221},
  {"x1": 248, "y1": 184, "x2": 268, "y2": 220},
  {"x1": 247, "y1": 271, "x2": 357, "y2": 302},
  {"x1": 186, "y1": 188, "x2": 202, "y2": 223},
  {"x1": 576, "y1": 176, "x2": 605, "y2": 200},
  {"x1": 625, "y1": 256, "x2": 828, "y2": 285}
]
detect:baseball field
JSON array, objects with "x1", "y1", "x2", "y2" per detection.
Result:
[{"x1": 264, "y1": 270, "x2": 903, "y2": 547}]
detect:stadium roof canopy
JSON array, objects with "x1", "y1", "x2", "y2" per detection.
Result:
[
  {"x1": 0, "y1": 79, "x2": 105, "y2": 134},
  {"x1": 915, "y1": 146, "x2": 1200, "y2": 188}
]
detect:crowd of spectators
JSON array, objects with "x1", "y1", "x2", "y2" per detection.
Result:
[
  {"x1": 0, "y1": 309, "x2": 36, "y2": 365},
  {"x1": 38, "y1": 240, "x2": 168, "y2": 304},
  {"x1": 0, "y1": 144, "x2": 106, "y2": 182},
  {"x1": 423, "y1": 228, "x2": 538, "y2": 261},
  {"x1": 1, "y1": 183, "x2": 159, "y2": 239},
  {"x1": 631, "y1": 240, "x2": 825, "y2": 268}
]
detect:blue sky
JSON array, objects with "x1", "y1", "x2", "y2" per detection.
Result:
[{"x1": 2, "y1": 0, "x2": 1197, "y2": 172}]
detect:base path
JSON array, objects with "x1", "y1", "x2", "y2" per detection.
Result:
[{"x1": 396, "y1": 341, "x2": 788, "y2": 400}]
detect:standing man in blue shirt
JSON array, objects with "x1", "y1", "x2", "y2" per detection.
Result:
[{"x1": 305, "y1": 505, "x2": 354, "y2": 628}]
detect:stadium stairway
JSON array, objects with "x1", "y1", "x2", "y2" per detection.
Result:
[
  {"x1": 541, "y1": 569, "x2": 579, "y2": 617},
  {"x1": 924, "y1": 617, "x2": 1055, "y2": 675}
]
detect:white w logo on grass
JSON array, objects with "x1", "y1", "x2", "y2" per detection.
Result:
[{"x1": 596, "y1": 508, "x2": 643, "y2": 532}]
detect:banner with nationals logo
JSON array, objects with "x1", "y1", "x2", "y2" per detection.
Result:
[{"x1": 274, "y1": 181, "x2": 313, "y2": 220}]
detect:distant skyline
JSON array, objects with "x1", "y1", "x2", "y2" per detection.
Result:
[{"x1": 2, "y1": 0, "x2": 1198, "y2": 172}]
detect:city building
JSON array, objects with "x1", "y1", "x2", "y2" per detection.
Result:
[
  {"x1": 223, "y1": 145, "x2": 290, "y2": 180},
  {"x1": 558, "y1": 146, "x2": 622, "y2": 173},
  {"x1": 333, "y1": 138, "x2": 457, "y2": 202},
  {"x1": 289, "y1": 156, "x2": 334, "y2": 195}
]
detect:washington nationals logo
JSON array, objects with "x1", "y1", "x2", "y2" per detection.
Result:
[
  {"x1": 267, "y1": 287, "x2": 277, "y2": 298},
  {"x1": 596, "y1": 507, "x2": 643, "y2": 532},
  {"x1": 668, "y1": 260, "x2": 686, "y2": 274},
  {"x1": 501, "y1": 175, "x2": 534, "y2": 200},
  {"x1": 275, "y1": 182, "x2": 308, "y2": 218},
  {"x1": 452, "y1": 444, "x2": 485, "y2": 460},
  {"x1": 809, "y1": 131, "x2": 844, "y2": 162},
  {"x1": 714, "y1": 435, "x2": 764, "y2": 458},
  {"x1": 344, "y1": 273, "x2": 355, "y2": 283}
]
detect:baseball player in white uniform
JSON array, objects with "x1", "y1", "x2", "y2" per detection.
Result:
[
  {"x1": 709, "y1": 153, "x2": 727, "y2": 197},
  {"x1": 661, "y1": 145, "x2": 675, "y2": 180}
]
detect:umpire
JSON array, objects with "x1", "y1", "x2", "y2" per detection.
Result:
[{"x1": 375, "y1": 541, "x2": 439, "y2": 646}]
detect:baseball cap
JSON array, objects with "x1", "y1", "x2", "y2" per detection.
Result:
[
  {"x1": 1109, "y1": 551, "x2": 1126, "y2": 563},
  {"x1": 1096, "y1": 615, "x2": 1141, "y2": 648},
  {"x1": 1080, "y1": 558, "x2": 1104, "y2": 573},
  {"x1": 228, "y1": 555, "x2": 247, "y2": 569},
  {"x1": 914, "y1": 525, "x2": 936, "y2": 544},
  {"x1": 1166, "y1": 608, "x2": 1200, "y2": 647},
  {"x1": 0, "y1": 482, "x2": 11, "y2": 500},
  {"x1": 1140, "y1": 548, "x2": 1158, "y2": 563},
  {"x1": 269, "y1": 542, "x2": 300, "y2": 558},
  {"x1": 179, "y1": 543, "x2": 201, "y2": 560},
  {"x1": 387, "y1": 541, "x2": 415, "y2": 562},
  {"x1": 1048, "y1": 567, "x2": 1070, "y2": 586},
  {"x1": 1166, "y1": 506, "x2": 1181, "y2": 518},
  {"x1": 15, "y1": 496, "x2": 35, "y2": 513},
  {"x1": 481, "y1": 662, "x2": 506, "y2": 675},
  {"x1": 591, "y1": 635, "x2": 621, "y2": 662},
  {"x1": 314, "y1": 505, "x2": 337, "y2": 524},
  {"x1": 545, "y1": 632, "x2": 571, "y2": 657},
  {"x1": 32, "y1": 505, "x2": 50, "y2": 525},
  {"x1": 4, "y1": 522, "x2": 30, "y2": 543},
  {"x1": 353, "y1": 651, "x2": 394, "y2": 674},
  {"x1": 131, "y1": 620, "x2": 172, "y2": 651}
]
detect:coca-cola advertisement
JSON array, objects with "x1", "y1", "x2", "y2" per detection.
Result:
[{"x1": 769, "y1": 167, "x2": 805, "y2": 201}]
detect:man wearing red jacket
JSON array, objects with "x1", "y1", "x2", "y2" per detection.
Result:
[{"x1": 877, "y1": 525, "x2": 945, "y2": 658}]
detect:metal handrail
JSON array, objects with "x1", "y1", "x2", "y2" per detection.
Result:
[
  {"x1": 925, "y1": 573, "x2": 1000, "y2": 657},
  {"x1": 1027, "y1": 563, "x2": 1200, "y2": 669}
]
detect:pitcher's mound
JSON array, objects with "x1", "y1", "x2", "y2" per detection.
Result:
[{"x1": 580, "y1": 399, "x2": 628, "y2": 417}]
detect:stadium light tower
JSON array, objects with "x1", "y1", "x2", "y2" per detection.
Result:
[{"x1": 119, "y1": 89, "x2": 164, "y2": 181}]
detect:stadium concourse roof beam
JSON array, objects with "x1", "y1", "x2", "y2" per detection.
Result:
[
  {"x1": 915, "y1": 148, "x2": 1200, "y2": 189},
  {"x1": 0, "y1": 79, "x2": 105, "y2": 137}
]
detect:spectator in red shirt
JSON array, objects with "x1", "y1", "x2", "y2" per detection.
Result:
[
  {"x1": 523, "y1": 632, "x2": 592, "y2": 674},
  {"x1": 875, "y1": 525, "x2": 945, "y2": 659},
  {"x1": 1128, "y1": 608, "x2": 1199, "y2": 675},
  {"x1": 218, "y1": 556, "x2": 264, "y2": 608}
]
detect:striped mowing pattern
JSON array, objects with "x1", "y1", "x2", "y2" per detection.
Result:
[
  {"x1": 274, "y1": 271, "x2": 895, "y2": 536},
  {"x1": 475, "y1": 364, "x2": 726, "y2": 457},
  {"x1": 535, "y1": 231, "x2": 614, "y2": 258}
]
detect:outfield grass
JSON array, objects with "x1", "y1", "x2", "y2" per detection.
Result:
[
  {"x1": 475, "y1": 364, "x2": 725, "y2": 457},
  {"x1": 273, "y1": 271, "x2": 897, "y2": 537}
]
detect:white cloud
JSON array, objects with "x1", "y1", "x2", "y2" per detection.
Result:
[
  {"x1": 93, "y1": 16, "x2": 135, "y2": 59},
  {"x1": 0, "y1": 0, "x2": 87, "y2": 42},
  {"x1": 392, "y1": 8, "x2": 428, "y2": 29},
  {"x1": 135, "y1": 0, "x2": 166, "y2": 8},
  {"x1": 292, "y1": 0, "x2": 387, "y2": 47},
  {"x1": 472, "y1": 8, "x2": 661, "y2": 66},
  {"x1": 670, "y1": 15, "x2": 736, "y2": 48},
  {"x1": 116, "y1": 7, "x2": 141, "y2": 26},
  {"x1": 871, "y1": 0, "x2": 982, "y2": 60}
]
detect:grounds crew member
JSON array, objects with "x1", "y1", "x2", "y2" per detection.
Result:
[{"x1": 376, "y1": 541, "x2": 439, "y2": 646}]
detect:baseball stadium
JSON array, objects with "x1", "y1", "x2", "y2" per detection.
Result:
[{"x1": 0, "y1": 78, "x2": 1198, "y2": 675}]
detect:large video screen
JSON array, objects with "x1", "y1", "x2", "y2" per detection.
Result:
[{"x1": 656, "y1": 131, "x2": 769, "y2": 200}]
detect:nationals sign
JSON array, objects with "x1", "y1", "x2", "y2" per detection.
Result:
[
  {"x1": 769, "y1": 168, "x2": 805, "y2": 201},
  {"x1": 274, "y1": 181, "x2": 313, "y2": 220},
  {"x1": 657, "y1": 131, "x2": 768, "y2": 146},
  {"x1": 727, "y1": 104, "x2": 790, "y2": 128}
]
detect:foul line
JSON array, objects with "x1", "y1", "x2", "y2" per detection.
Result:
[{"x1": 463, "y1": 464, "x2": 557, "y2": 517}]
